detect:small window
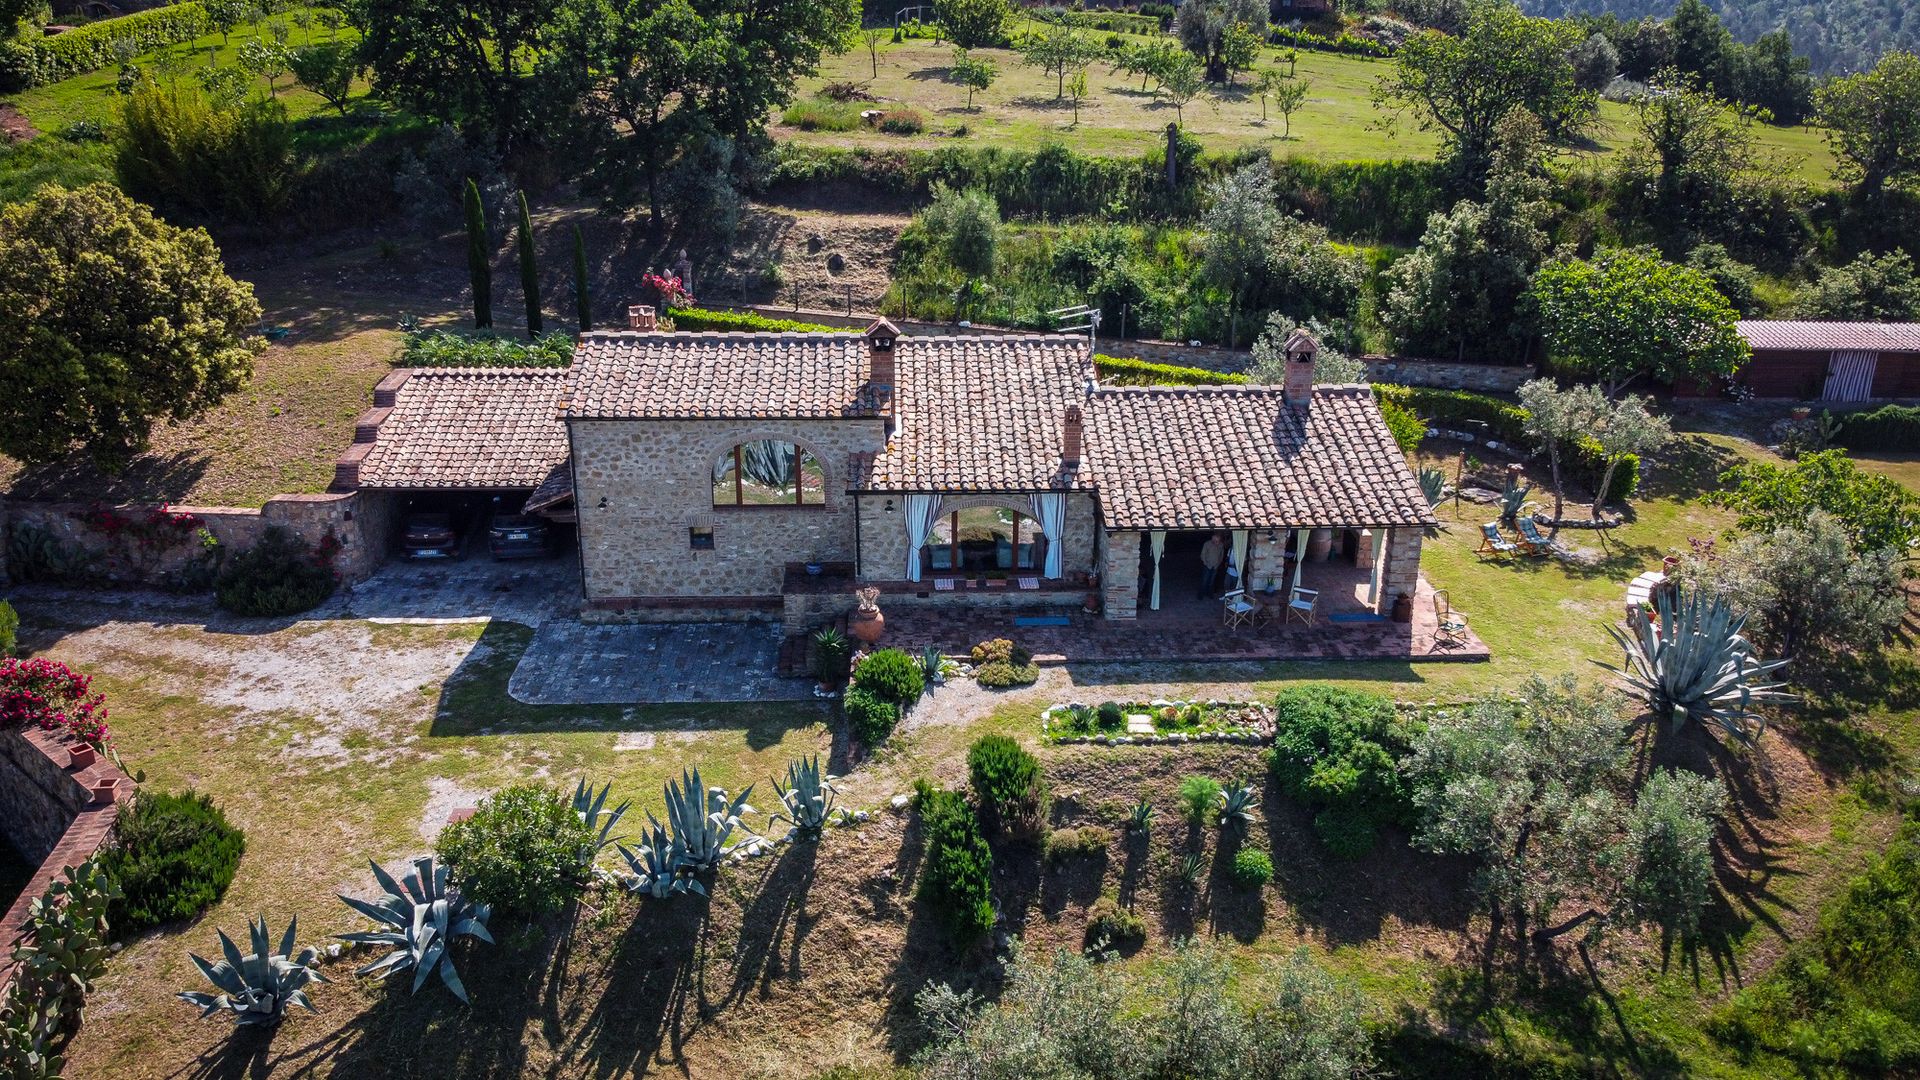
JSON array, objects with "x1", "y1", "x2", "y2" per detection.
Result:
[
  {"x1": 712, "y1": 441, "x2": 826, "y2": 507},
  {"x1": 689, "y1": 525, "x2": 715, "y2": 550}
]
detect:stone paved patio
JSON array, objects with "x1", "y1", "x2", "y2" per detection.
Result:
[{"x1": 507, "y1": 620, "x2": 815, "y2": 704}]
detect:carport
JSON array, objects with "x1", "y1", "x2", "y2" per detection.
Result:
[{"x1": 330, "y1": 367, "x2": 577, "y2": 559}]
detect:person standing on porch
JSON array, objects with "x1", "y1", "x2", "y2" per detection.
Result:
[{"x1": 1199, "y1": 532, "x2": 1226, "y2": 598}]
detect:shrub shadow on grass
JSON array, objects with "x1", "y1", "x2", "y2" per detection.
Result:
[
  {"x1": 1415, "y1": 962, "x2": 1691, "y2": 1078},
  {"x1": 553, "y1": 895, "x2": 707, "y2": 1077},
  {"x1": 1205, "y1": 827, "x2": 1265, "y2": 943},
  {"x1": 719, "y1": 839, "x2": 821, "y2": 1009},
  {"x1": 880, "y1": 809, "x2": 999, "y2": 1062}
]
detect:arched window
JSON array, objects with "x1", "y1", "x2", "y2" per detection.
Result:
[
  {"x1": 921, "y1": 506, "x2": 1047, "y2": 575},
  {"x1": 712, "y1": 440, "x2": 826, "y2": 506}
]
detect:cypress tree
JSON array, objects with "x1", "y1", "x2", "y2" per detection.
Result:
[
  {"x1": 517, "y1": 190, "x2": 542, "y2": 337},
  {"x1": 463, "y1": 179, "x2": 491, "y2": 329},
  {"x1": 572, "y1": 225, "x2": 591, "y2": 331}
]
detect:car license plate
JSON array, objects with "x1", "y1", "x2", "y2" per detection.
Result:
[{"x1": 507, "y1": 532, "x2": 528, "y2": 541}]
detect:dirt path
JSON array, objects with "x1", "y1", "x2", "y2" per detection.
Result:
[{"x1": 0, "y1": 103, "x2": 35, "y2": 143}]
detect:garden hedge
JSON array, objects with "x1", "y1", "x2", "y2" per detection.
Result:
[
  {"x1": 1094, "y1": 354, "x2": 1248, "y2": 386},
  {"x1": 398, "y1": 329, "x2": 575, "y2": 368},
  {"x1": 1, "y1": 3, "x2": 210, "y2": 91},
  {"x1": 665, "y1": 307, "x2": 845, "y2": 334},
  {"x1": 1835, "y1": 404, "x2": 1920, "y2": 452}
]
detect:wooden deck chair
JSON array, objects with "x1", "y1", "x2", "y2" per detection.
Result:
[
  {"x1": 1286, "y1": 587, "x2": 1319, "y2": 627},
  {"x1": 1433, "y1": 589, "x2": 1470, "y2": 649},
  {"x1": 1223, "y1": 589, "x2": 1258, "y2": 629},
  {"x1": 1515, "y1": 518, "x2": 1554, "y2": 557},
  {"x1": 1476, "y1": 522, "x2": 1517, "y2": 559}
]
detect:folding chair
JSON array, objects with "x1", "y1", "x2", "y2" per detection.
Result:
[
  {"x1": 1515, "y1": 518, "x2": 1554, "y2": 557},
  {"x1": 1286, "y1": 586, "x2": 1319, "y2": 627},
  {"x1": 1223, "y1": 589, "x2": 1258, "y2": 629},
  {"x1": 1476, "y1": 522, "x2": 1517, "y2": 559}
]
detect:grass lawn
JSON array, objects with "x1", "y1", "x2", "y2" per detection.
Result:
[
  {"x1": 6, "y1": 14, "x2": 362, "y2": 136},
  {"x1": 23, "y1": 416, "x2": 1912, "y2": 1078},
  {"x1": 787, "y1": 39, "x2": 1839, "y2": 185}
]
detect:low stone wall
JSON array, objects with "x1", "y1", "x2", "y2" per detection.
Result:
[
  {"x1": 0, "y1": 728, "x2": 127, "y2": 995},
  {"x1": 3, "y1": 489, "x2": 392, "y2": 590},
  {"x1": 1359, "y1": 356, "x2": 1534, "y2": 393}
]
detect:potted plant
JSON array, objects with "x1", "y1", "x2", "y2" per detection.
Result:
[{"x1": 848, "y1": 586, "x2": 885, "y2": 644}]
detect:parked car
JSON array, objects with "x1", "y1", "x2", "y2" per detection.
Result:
[
  {"x1": 400, "y1": 512, "x2": 461, "y2": 559},
  {"x1": 487, "y1": 514, "x2": 551, "y2": 560}
]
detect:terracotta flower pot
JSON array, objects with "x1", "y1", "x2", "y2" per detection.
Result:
[
  {"x1": 67, "y1": 744, "x2": 96, "y2": 770},
  {"x1": 1390, "y1": 592, "x2": 1414, "y2": 624},
  {"x1": 92, "y1": 777, "x2": 118, "y2": 804},
  {"x1": 848, "y1": 607, "x2": 884, "y2": 645}
]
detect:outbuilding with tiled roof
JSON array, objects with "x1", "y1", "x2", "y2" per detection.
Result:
[{"x1": 1715, "y1": 320, "x2": 1920, "y2": 400}]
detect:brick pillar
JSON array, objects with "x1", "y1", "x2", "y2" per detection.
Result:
[
  {"x1": 1101, "y1": 529, "x2": 1141, "y2": 620},
  {"x1": 1378, "y1": 526, "x2": 1422, "y2": 614}
]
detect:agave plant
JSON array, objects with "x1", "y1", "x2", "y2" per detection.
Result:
[
  {"x1": 1216, "y1": 783, "x2": 1259, "y2": 829},
  {"x1": 771, "y1": 755, "x2": 840, "y2": 841},
  {"x1": 1498, "y1": 479, "x2": 1532, "y2": 524},
  {"x1": 618, "y1": 822, "x2": 701, "y2": 898},
  {"x1": 1127, "y1": 794, "x2": 1154, "y2": 833},
  {"x1": 659, "y1": 766, "x2": 757, "y2": 872},
  {"x1": 335, "y1": 857, "x2": 493, "y2": 1003},
  {"x1": 179, "y1": 916, "x2": 327, "y2": 1027},
  {"x1": 572, "y1": 778, "x2": 629, "y2": 868},
  {"x1": 920, "y1": 644, "x2": 944, "y2": 684},
  {"x1": 1603, "y1": 588, "x2": 1794, "y2": 750},
  {"x1": 1175, "y1": 851, "x2": 1206, "y2": 887},
  {"x1": 1417, "y1": 466, "x2": 1447, "y2": 509}
]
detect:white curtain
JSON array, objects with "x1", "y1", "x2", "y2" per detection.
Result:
[
  {"x1": 1228, "y1": 530, "x2": 1248, "y2": 588},
  {"x1": 1148, "y1": 530, "x2": 1167, "y2": 610},
  {"x1": 1029, "y1": 493, "x2": 1066, "y2": 579},
  {"x1": 904, "y1": 494, "x2": 943, "y2": 582},
  {"x1": 1290, "y1": 527, "x2": 1308, "y2": 594}
]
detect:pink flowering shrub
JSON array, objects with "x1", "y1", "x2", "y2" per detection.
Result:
[
  {"x1": 0, "y1": 657, "x2": 110, "y2": 747},
  {"x1": 641, "y1": 270, "x2": 695, "y2": 308},
  {"x1": 75, "y1": 502, "x2": 206, "y2": 581}
]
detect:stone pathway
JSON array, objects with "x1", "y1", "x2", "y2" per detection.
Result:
[{"x1": 507, "y1": 620, "x2": 814, "y2": 704}]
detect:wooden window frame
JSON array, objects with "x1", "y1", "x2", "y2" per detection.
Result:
[
  {"x1": 921, "y1": 508, "x2": 1049, "y2": 578},
  {"x1": 713, "y1": 442, "x2": 826, "y2": 509}
]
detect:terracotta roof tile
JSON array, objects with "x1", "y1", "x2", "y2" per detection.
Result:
[
  {"x1": 567, "y1": 332, "x2": 882, "y2": 419},
  {"x1": 1083, "y1": 385, "x2": 1436, "y2": 530},
  {"x1": 1737, "y1": 321, "x2": 1920, "y2": 353},
  {"x1": 868, "y1": 335, "x2": 1095, "y2": 491},
  {"x1": 357, "y1": 368, "x2": 570, "y2": 490}
]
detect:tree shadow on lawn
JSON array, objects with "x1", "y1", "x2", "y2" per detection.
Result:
[
  {"x1": 906, "y1": 65, "x2": 955, "y2": 81},
  {"x1": 552, "y1": 895, "x2": 708, "y2": 1078},
  {"x1": 1638, "y1": 433, "x2": 1744, "y2": 504},
  {"x1": 428, "y1": 620, "x2": 828, "y2": 741},
  {"x1": 1007, "y1": 94, "x2": 1076, "y2": 111},
  {"x1": 1260, "y1": 776, "x2": 1476, "y2": 948},
  {"x1": 717, "y1": 840, "x2": 822, "y2": 1009},
  {"x1": 1205, "y1": 826, "x2": 1265, "y2": 943},
  {"x1": 5, "y1": 448, "x2": 211, "y2": 506},
  {"x1": 1787, "y1": 648, "x2": 1920, "y2": 789},
  {"x1": 880, "y1": 812, "x2": 1003, "y2": 1062}
]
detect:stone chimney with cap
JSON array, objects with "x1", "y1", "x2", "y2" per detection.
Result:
[
  {"x1": 1062, "y1": 404, "x2": 1083, "y2": 468},
  {"x1": 627, "y1": 304, "x2": 658, "y2": 331},
  {"x1": 865, "y1": 317, "x2": 899, "y2": 431},
  {"x1": 1282, "y1": 326, "x2": 1317, "y2": 408}
]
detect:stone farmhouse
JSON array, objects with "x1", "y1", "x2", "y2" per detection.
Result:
[{"x1": 336, "y1": 317, "x2": 1436, "y2": 638}]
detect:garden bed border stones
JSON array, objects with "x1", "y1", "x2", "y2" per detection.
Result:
[{"x1": 1040, "y1": 699, "x2": 1275, "y2": 746}]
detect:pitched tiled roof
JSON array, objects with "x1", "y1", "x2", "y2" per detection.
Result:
[
  {"x1": 866, "y1": 336, "x2": 1095, "y2": 491},
  {"x1": 523, "y1": 460, "x2": 574, "y2": 513},
  {"x1": 1738, "y1": 321, "x2": 1920, "y2": 353},
  {"x1": 566, "y1": 332, "x2": 883, "y2": 419},
  {"x1": 1083, "y1": 385, "x2": 1436, "y2": 530},
  {"x1": 357, "y1": 369, "x2": 570, "y2": 489}
]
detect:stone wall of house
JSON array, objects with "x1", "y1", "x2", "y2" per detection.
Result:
[
  {"x1": 1101, "y1": 529, "x2": 1142, "y2": 619},
  {"x1": 1380, "y1": 527, "x2": 1423, "y2": 611},
  {"x1": 570, "y1": 418, "x2": 886, "y2": 607},
  {"x1": 853, "y1": 491, "x2": 1099, "y2": 586},
  {"x1": 2, "y1": 490, "x2": 392, "y2": 590}
]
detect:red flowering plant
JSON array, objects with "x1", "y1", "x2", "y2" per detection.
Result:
[
  {"x1": 0, "y1": 657, "x2": 110, "y2": 748},
  {"x1": 75, "y1": 502, "x2": 206, "y2": 581},
  {"x1": 640, "y1": 270, "x2": 695, "y2": 309}
]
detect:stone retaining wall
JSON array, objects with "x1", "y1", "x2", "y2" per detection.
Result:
[
  {"x1": 0, "y1": 728, "x2": 127, "y2": 995},
  {"x1": 3, "y1": 490, "x2": 392, "y2": 591}
]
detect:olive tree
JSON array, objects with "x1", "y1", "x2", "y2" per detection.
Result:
[
  {"x1": 1516, "y1": 378, "x2": 1604, "y2": 525},
  {"x1": 1588, "y1": 394, "x2": 1671, "y2": 517},
  {"x1": 0, "y1": 184, "x2": 261, "y2": 470},
  {"x1": 1200, "y1": 162, "x2": 1281, "y2": 348},
  {"x1": 922, "y1": 183, "x2": 1001, "y2": 278},
  {"x1": 1677, "y1": 510, "x2": 1906, "y2": 658}
]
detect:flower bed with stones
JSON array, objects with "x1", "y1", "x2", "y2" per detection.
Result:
[{"x1": 1041, "y1": 699, "x2": 1274, "y2": 746}]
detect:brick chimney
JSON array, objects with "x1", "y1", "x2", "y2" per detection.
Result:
[
  {"x1": 1062, "y1": 404, "x2": 1083, "y2": 467},
  {"x1": 1282, "y1": 326, "x2": 1317, "y2": 408},
  {"x1": 864, "y1": 318, "x2": 900, "y2": 428},
  {"x1": 627, "y1": 304, "x2": 657, "y2": 331}
]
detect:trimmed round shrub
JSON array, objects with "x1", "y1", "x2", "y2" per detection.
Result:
[
  {"x1": 967, "y1": 734, "x2": 1046, "y2": 834},
  {"x1": 970, "y1": 638, "x2": 1033, "y2": 666},
  {"x1": 214, "y1": 526, "x2": 336, "y2": 617},
  {"x1": 1043, "y1": 824, "x2": 1109, "y2": 863},
  {"x1": 1268, "y1": 685, "x2": 1415, "y2": 858},
  {"x1": 1095, "y1": 701, "x2": 1126, "y2": 733},
  {"x1": 1231, "y1": 848, "x2": 1274, "y2": 890},
  {"x1": 853, "y1": 647, "x2": 924, "y2": 706},
  {"x1": 975, "y1": 660, "x2": 1040, "y2": 688},
  {"x1": 103, "y1": 789, "x2": 245, "y2": 935},
  {"x1": 844, "y1": 684, "x2": 899, "y2": 746},
  {"x1": 1084, "y1": 896, "x2": 1145, "y2": 950},
  {"x1": 435, "y1": 784, "x2": 596, "y2": 915}
]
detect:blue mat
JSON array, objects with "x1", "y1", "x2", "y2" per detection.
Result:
[
  {"x1": 1014, "y1": 615, "x2": 1073, "y2": 627},
  {"x1": 1328, "y1": 613, "x2": 1387, "y2": 624}
]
